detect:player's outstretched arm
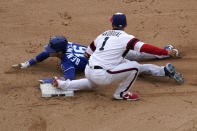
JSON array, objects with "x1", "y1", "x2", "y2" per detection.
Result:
[
  {"x1": 12, "y1": 51, "x2": 50, "y2": 69},
  {"x1": 135, "y1": 43, "x2": 181, "y2": 58},
  {"x1": 126, "y1": 45, "x2": 181, "y2": 61}
]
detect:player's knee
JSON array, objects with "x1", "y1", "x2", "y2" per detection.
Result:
[{"x1": 129, "y1": 61, "x2": 140, "y2": 70}]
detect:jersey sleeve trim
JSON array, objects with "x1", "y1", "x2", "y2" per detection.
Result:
[
  {"x1": 90, "y1": 41, "x2": 96, "y2": 51},
  {"x1": 122, "y1": 38, "x2": 140, "y2": 57},
  {"x1": 126, "y1": 38, "x2": 139, "y2": 50}
]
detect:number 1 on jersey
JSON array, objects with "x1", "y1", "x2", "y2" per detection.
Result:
[{"x1": 99, "y1": 37, "x2": 109, "y2": 51}]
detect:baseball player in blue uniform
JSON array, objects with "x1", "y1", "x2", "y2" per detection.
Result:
[{"x1": 12, "y1": 36, "x2": 88, "y2": 82}]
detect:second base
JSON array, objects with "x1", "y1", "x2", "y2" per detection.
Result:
[{"x1": 40, "y1": 83, "x2": 74, "y2": 97}]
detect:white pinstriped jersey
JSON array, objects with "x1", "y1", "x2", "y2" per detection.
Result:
[{"x1": 86, "y1": 30, "x2": 145, "y2": 70}]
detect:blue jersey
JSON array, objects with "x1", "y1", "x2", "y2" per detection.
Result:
[
  {"x1": 61, "y1": 42, "x2": 88, "y2": 79},
  {"x1": 29, "y1": 42, "x2": 88, "y2": 81}
]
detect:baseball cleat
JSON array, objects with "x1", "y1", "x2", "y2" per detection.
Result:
[
  {"x1": 164, "y1": 63, "x2": 184, "y2": 84},
  {"x1": 114, "y1": 92, "x2": 140, "y2": 101}
]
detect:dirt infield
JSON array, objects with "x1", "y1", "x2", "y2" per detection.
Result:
[{"x1": 0, "y1": 0, "x2": 197, "y2": 130}]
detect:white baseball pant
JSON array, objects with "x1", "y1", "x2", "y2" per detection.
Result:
[{"x1": 59, "y1": 60, "x2": 165, "y2": 98}]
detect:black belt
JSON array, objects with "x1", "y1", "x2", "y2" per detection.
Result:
[
  {"x1": 93, "y1": 66, "x2": 103, "y2": 69},
  {"x1": 88, "y1": 62, "x2": 103, "y2": 69}
]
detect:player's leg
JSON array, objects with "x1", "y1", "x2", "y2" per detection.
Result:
[
  {"x1": 85, "y1": 64, "x2": 113, "y2": 85},
  {"x1": 84, "y1": 60, "x2": 141, "y2": 100},
  {"x1": 53, "y1": 78, "x2": 96, "y2": 91},
  {"x1": 107, "y1": 60, "x2": 140, "y2": 100},
  {"x1": 139, "y1": 64, "x2": 165, "y2": 77},
  {"x1": 139, "y1": 63, "x2": 184, "y2": 84}
]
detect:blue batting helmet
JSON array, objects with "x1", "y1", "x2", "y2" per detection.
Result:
[
  {"x1": 45, "y1": 36, "x2": 68, "y2": 52},
  {"x1": 110, "y1": 13, "x2": 127, "y2": 27}
]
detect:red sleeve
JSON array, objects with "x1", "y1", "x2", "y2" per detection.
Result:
[{"x1": 140, "y1": 44, "x2": 168, "y2": 55}]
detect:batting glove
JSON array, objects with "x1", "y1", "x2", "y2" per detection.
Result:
[
  {"x1": 12, "y1": 61, "x2": 30, "y2": 69},
  {"x1": 20, "y1": 61, "x2": 30, "y2": 68}
]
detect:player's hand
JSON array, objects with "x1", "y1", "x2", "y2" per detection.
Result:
[
  {"x1": 84, "y1": 52, "x2": 90, "y2": 59},
  {"x1": 164, "y1": 45, "x2": 181, "y2": 58},
  {"x1": 52, "y1": 76, "x2": 60, "y2": 88},
  {"x1": 12, "y1": 61, "x2": 30, "y2": 69},
  {"x1": 167, "y1": 49, "x2": 181, "y2": 58}
]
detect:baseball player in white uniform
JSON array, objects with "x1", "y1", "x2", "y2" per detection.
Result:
[{"x1": 52, "y1": 13, "x2": 184, "y2": 101}]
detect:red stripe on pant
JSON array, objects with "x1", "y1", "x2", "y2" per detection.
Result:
[{"x1": 107, "y1": 68, "x2": 139, "y2": 95}]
